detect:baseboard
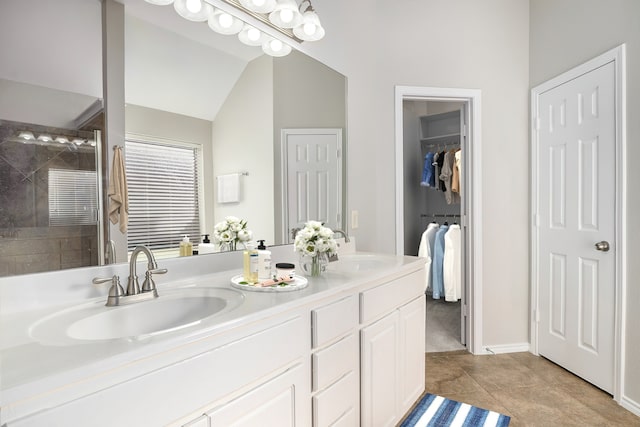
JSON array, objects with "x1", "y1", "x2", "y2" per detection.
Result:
[
  {"x1": 477, "y1": 343, "x2": 530, "y2": 355},
  {"x1": 619, "y1": 395, "x2": 640, "y2": 417}
]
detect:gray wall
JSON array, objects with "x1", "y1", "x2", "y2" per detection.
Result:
[
  {"x1": 530, "y1": 0, "x2": 640, "y2": 407},
  {"x1": 300, "y1": 0, "x2": 531, "y2": 349},
  {"x1": 273, "y1": 50, "x2": 347, "y2": 242}
]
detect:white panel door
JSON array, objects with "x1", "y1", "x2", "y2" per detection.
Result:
[
  {"x1": 536, "y1": 62, "x2": 615, "y2": 392},
  {"x1": 283, "y1": 129, "x2": 342, "y2": 243}
]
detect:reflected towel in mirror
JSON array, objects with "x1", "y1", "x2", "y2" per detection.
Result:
[
  {"x1": 108, "y1": 146, "x2": 129, "y2": 233},
  {"x1": 216, "y1": 173, "x2": 241, "y2": 203}
]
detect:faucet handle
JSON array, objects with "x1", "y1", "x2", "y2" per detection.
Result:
[
  {"x1": 141, "y1": 269, "x2": 165, "y2": 294},
  {"x1": 93, "y1": 275, "x2": 125, "y2": 307}
]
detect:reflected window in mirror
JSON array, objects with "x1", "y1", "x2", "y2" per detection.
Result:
[{"x1": 125, "y1": 137, "x2": 203, "y2": 259}]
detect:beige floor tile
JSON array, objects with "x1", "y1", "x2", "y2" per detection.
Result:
[{"x1": 425, "y1": 355, "x2": 485, "y2": 395}]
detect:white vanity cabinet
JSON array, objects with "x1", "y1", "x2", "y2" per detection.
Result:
[
  {"x1": 310, "y1": 295, "x2": 360, "y2": 427},
  {"x1": 3, "y1": 256, "x2": 427, "y2": 427},
  {"x1": 360, "y1": 270, "x2": 426, "y2": 427}
]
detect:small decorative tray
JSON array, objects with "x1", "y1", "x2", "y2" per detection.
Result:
[{"x1": 230, "y1": 275, "x2": 309, "y2": 293}]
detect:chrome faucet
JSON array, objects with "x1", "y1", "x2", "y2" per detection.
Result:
[
  {"x1": 333, "y1": 229, "x2": 350, "y2": 243},
  {"x1": 93, "y1": 245, "x2": 167, "y2": 307}
]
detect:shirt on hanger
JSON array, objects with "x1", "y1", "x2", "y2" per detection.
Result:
[
  {"x1": 418, "y1": 222, "x2": 439, "y2": 292},
  {"x1": 421, "y1": 152, "x2": 434, "y2": 187},
  {"x1": 443, "y1": 224, "x2": 462, "y2": 302},
  {"x1": 431, "y1": 223, "x2": 449, "y2": 299}
]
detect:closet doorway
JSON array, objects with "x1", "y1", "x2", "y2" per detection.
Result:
[{"x1": 394, "y1": 86, "x2": 483, "y2": 355}]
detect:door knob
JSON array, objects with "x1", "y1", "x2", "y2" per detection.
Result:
[{"x1": 594, "y1": 241, "x2": 610, "y2": 252}]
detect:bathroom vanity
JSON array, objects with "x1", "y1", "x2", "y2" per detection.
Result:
[{"x1": 0, "y1": 250, "x2": 426, "y2": 426}]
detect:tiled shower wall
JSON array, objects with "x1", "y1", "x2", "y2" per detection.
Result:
[{"x1": 0, "y1": 121, "x2": 99, "y2": 277}]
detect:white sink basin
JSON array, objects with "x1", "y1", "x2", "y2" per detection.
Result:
[
  {"x1": 29, "y1": 287, "x2": 244, "y2": 345},
  {"x1": 326, "y1": 253, "x2": 400, "y2": 273}
]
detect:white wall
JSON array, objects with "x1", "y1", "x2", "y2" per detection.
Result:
[
  {"x1": 124, "y1": 104, "x2": 214, "y2": 242},
  {"x1": 300, "y1": 0, "x2": 531, "y2": 348},
  {"x1": 212, "y1": 55, "x2": 275, "y2": 245},
  {"x1": 530, "y1": 0, "x2": 640, "y2": 408}
]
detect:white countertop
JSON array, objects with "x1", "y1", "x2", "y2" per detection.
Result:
[{"x1": 0, "y1": 249, "x2": 424, "y2": 423}]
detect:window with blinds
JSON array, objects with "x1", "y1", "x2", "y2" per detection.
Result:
[
  {"x1": 48, "y1": 169, "x2": 98, "y2": 226},
  {"x1": 125, "y1": 139, "x2": 201, "y2": 253}
]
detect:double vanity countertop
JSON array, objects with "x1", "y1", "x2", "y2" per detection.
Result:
[{"x1": 0, "y1": 248, "x2": 425, "y2": 423}]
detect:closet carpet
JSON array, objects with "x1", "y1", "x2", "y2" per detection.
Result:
[
  {"x1": 426, "y1": 296, "x2": 465, "y2": 352},
  {"x1": 403, "y1": 351, "x2": 640, "y2": 426}
]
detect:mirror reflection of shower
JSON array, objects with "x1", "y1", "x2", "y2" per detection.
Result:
[{"x1": 0, "y1": 119, "x2": 103, "y2": 276}]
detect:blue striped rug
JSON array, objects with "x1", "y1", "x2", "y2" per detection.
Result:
[{"x1": 400, "y1": 393, "x2": 511, "y2": 427}]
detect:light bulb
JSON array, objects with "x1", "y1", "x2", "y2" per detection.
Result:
[
  {"x1": 218, "y1": 13, "x2": 233, "y2": 28},
  {"x1": 270, "y1": 39, "x2": 283, "y2": 51},
  {"x1": 303, "y1": 22, "x2": 316, "y2": 35},
  {"x1": 185, "y1": 0, "x2": 202, "y2": 13},
  {"x1": 279, "y1": 9, "x2": 293, "y2": 23},
  {"x1": 247, "y1": 27, "x2": 260, "y2": 41}
]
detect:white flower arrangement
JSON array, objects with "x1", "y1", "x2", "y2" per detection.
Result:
[
  {"x1": 213, "y1": 216, "x2": 252, "y2": 250},
  {"x1": 294, "y1": 220, "x2": 338, "y2": 256}
]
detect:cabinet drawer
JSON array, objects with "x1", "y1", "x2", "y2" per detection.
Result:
[
  {"x1": 312, "y1": 371, "x2": 358, "y2": 427},
  {"x1": 360, "y1": 270, "x2": 424, "y2": 324},
  {"x1": 312, "y1": 295, "x2": 358, "y2": 348},
  {"x1": 312, "y1": 333, "x2": 357, "y2": 392}
]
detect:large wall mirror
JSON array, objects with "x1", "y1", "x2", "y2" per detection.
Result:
[{"x1": 0, "y1": 0, "x2": 347, "y2": 277}]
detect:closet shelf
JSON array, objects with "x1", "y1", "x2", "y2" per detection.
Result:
[{"x1": 420, "y1": 133, "x2": 461, "y2": 143}]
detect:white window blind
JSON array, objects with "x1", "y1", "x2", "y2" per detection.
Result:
[
  {"x1": 125, "y1": 139, "x2": 201, "y2": 252},
  {"x1": 48, "y1": 169, "x2": 98, "y2": 226}
]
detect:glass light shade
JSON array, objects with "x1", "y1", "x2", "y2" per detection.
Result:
[
  {"x1": 18, "y1": 131, "x2": 35, "y2": 140},
  {"x1": 208, "y1": 10, "x2": 243, "y2": 34},
  {"x1": 174, "y1": 0, "x2": 213, "y2": 22},
  {"x1": 238, "y1": 24, "x2": 268, "y2": 46},
  {"x1": 144, "y1": 0, "x2": 175, "y2": 5},
  {"x1": 37, "y1": 134, "x2": 52, "y2": 142},
  {"x1": 239, "y1": 0, "x2": 276, "y2": 14},
  {"x1": 269, "y1": 0, "x2": 302, "y2": 29},
  {"x1": 55, "y1": 136, "x2": 69, "y2": 144},
  {"x1": 262, "y1": 37, "x2": 292, "y2": 57},
  {"x1": 293, "y1": 10, "x2": 325, "y2": 41}
]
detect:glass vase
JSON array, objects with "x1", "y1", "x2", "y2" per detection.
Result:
[{"x1": 300, "y1": 252, "x2": 329, "y2": 277}]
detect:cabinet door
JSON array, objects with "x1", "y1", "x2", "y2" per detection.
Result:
[
  {"x1": 398, "y1": 295, "x2": 426, "y2": 412},
  {"x1": 207, "y1": 364, "x2": 305, "y2": 426},
  {"x1": 360, "y1": 311, "x2": 400, "y2": 427}
]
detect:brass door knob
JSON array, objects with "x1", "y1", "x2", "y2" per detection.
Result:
[{"x1": 594, "y1": 241, "x2": 610, "y2": 252}]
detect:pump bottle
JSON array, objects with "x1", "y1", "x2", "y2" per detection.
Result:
[{"x1": 256, "y1": 240, "x2": 272, "y2": 280}]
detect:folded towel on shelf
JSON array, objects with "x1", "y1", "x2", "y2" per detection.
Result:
[
  {"x1": 217, "y1": 173, "x2": 241, "y2": 203},
  {"x1": 108, "y1": 146, "x2": 129, "y2": 233}
]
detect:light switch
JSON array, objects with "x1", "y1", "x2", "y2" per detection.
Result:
[{"x1": 351, "y1": 210, "x2": 359, "y2": 229}]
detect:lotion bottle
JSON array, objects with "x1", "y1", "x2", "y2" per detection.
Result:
[
  {"x1": 243, "y1": 242, "x2": 259, "y2": 283},
  {"x1": 179, "y1": 235, "x2": 193, "y2": 256},
  {"x1": 256, "y1": 240, "x2": 272, "y2": 280},
  {"x1": 198, "y1": 234, "x2": 216, "y2": 255}
]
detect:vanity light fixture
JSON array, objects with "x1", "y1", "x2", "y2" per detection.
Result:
[
  {"x1": 208, "y1": 9, "x2": 244, "y2": 34},
  {"x1": 143, "y1": 0, "x2": 325, "y2": 56},
  {"x1": 18, "y1": 131, "x2": 35, "y2": 140},
  {"x1": 174, "y1": 0, "x2": 213, "y2": 21},
  {"x1": 262, "y1": 36, "x2": 292, "y2": 57}
]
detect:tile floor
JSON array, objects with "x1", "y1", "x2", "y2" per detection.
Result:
[{"x1": 403, "y1": 351, "x2": 640, "y2": 426}]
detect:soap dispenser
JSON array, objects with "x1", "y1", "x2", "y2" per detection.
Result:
[
  {"x1": 179, "y1": 235, "x2": 193, "y2": 256},
  {"x1": 256, "y1": 240, "x2": 272, "y2": 280},
  {"x1": 243, "y1": 242, "x2": 259, "y2": 283},
  {"x1": 199, "y1": 234, "x2": 216, "y2": 255}
]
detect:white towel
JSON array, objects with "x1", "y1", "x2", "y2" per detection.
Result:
[
  {"x1": 108, "y1": 146, "x2": 128, "y2": 233},
  {"x1": 217, "y1": 173, "x2": 241, "y2": 203}
]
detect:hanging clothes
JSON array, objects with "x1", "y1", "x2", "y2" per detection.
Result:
[
  {"x1": 431, "y1": 223, "x2": 449, "y2": 299},
  {"x1": 432, "y1": 151, "x2": 440, "y2": 189},
  {"x1": 420, "y1": 152, "x2": 435, "y2": 187},
  {"x1": 436, "y1": 151, "x2": 446, "y2": 191},
  {"x1": 439, "y1": 150, "x2": 455, "y2": 204},
  {"x1": 452, "y1": 148, "x2": 461, "y2": 194},
  {"x1": 453, "y1": 149, "x2": 462, "y2": 196},
  {"x1": 418, "y1": 222, "x2": 439, "y2": 292},
  {"x1": 443, "y1": 224, "x2": 462, "y2": 302}
]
